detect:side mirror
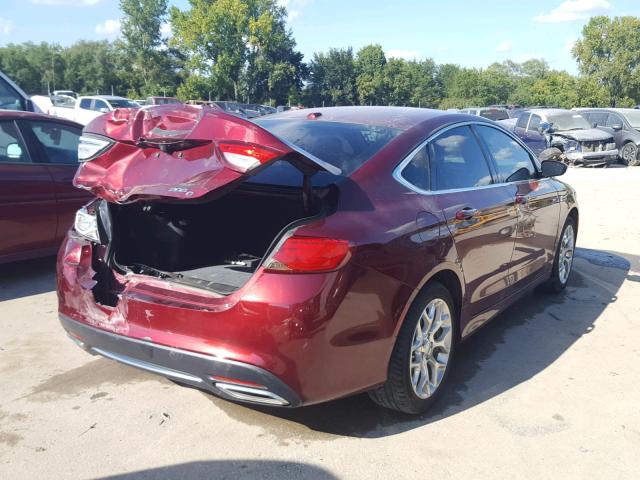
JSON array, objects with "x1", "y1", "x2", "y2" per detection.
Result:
[
  {"x1": 6, "y1": 143, "x2": 23, "y2": 159},
  {"x1": 540, "y1": 159, "x2": 567, "y2": 178},
  {"x1": 611, "y1": 123, "x2": 623, "y2": 131},
  {"x1": 99, "y1": 107, "x2": 109, "y2": 113}
]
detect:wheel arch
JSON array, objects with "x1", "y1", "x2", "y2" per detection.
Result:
[{"x1": 393, "y1": 263, "x2": 465, "y2": 341}]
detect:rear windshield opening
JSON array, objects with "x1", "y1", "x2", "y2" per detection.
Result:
[{"x1": 254, "y1": 119, "x2": 401, "y2": 177}]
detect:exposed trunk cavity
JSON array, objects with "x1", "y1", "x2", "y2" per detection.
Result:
[{"x1": 103, "y1": 183, "x2": 337, "y2": 295}]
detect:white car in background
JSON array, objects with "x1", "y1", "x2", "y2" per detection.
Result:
[{"x1": 49, "y1": 95, "x2": 139, "y2": 125}]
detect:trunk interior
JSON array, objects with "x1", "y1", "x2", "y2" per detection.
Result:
[{"x1": 106, "y1": 183, "x2": 336, "y2": 295}]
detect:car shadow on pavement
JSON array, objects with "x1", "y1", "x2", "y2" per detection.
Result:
[
  {"x1": 204, "y1": 247, "x2": 632, "y2": 439},
  {"x1": 0, "y1": 256, "x2": 57, "y2": 302},
  {"x1": 99, "y1": 460, "x2": 337, "y2": 480}
]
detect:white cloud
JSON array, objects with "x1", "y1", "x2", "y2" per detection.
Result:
[
  {"x1": 534, "y1": 0, "x2": 611, "y2": 23},
  {"x1": 278, "y1": 0, "x2": 313, "y2": 22},
  {"x1": 0, "y1": 17, "x2": 13, "y2": 35},
  {"x1": 95, "y1": 19, "x2": 121, "y2": 36},
  {"x1": 496, "y1": 40, "x2": 513, "y2": 53},
  {"x1": 563, "y1": 37, "x2": 577, "y2": 53},
  {"x1": 30, "y1": 0, "x2": 103, "y2": 5},
  {"x1": 386, "y1": 49, "x2": 422, "y2": 60}
]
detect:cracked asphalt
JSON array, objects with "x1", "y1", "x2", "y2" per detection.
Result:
[{"x1": 1, "y1": 166, "x2": 639, "y2": 479}]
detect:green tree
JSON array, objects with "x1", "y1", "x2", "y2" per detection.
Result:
[
  {"x1": 355, "y1": 44, "x2": 386, "y2": 105},
  {"x1": 573, "y1": 16, "x2": 640, "y2": 106},
  {"x1": 306, "y1": 48, "x2": 356, "y2": 106},
  {"x1": 119, "y1": 0, "x2": 177, "y2": 96}
]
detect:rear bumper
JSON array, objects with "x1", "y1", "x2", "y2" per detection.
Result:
[
  {"x1": 566, "y1": 149, "x2": 618, "y2": 165},
  {"x1": 59, "y1": 313, "x2": 302, "y2": 407}
]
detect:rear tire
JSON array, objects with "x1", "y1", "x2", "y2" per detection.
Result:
[
  {"x1": 368, "y1": 282, "x2": 457, "y2": 414},
  {"x1": 545, "y1": 217, "x2": 576, "y2": 293}
]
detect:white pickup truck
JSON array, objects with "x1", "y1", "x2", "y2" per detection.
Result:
[{"x1": 48, "y1": 95, "x2": 139, "y2": 125}]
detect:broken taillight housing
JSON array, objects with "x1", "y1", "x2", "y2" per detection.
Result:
[
  {"x1": 218, "y1": 142, "x2": 281, "y2": 173},
  {"x1": 264, "y1": 236, "x2": 350, "y2": 273}
]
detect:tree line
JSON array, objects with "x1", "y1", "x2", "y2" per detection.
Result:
[{"x1": 0, "y1": 0, "x2": 638, "y2": 109}]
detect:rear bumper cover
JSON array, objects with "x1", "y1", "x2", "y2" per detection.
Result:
[{"x1": 59, "y1": 313, "x2": 302, "y2": 407}]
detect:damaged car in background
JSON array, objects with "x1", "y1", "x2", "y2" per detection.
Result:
[
  {"x1": 58, "y1": 105, "x2": 578, "y2": 414},
  {"x1": 512, "y1": 108, "x2": 618, "y2": 167}
]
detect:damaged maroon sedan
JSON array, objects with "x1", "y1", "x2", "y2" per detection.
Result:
[{"x1": 58, "y1": 105, "x2": 578, "y2": 414}]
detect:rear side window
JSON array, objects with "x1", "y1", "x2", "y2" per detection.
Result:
[
  {"x1": 79, "y1": 98, "x2": 92, "y2": 109},
  {"x1": 475, "y1": 125, "x2": 536, "y2": 182},
  {"x1": 93, "y1": 99, "x2": 108, "y2": 111},
  {"x1": 29, "y1": 121, "x2": 81, "y2": 165},
  {"x1": 400, "y1": 145, "x2": 430, "y2": 191},
  {"x1": 516, "y1": 113, "x2": 530, "y2": 129},
  {"x1": 428, "y1": 126, "x2": 493, "y2": 190},
  {"x1": 254, "y1": 119, "x2": 401, "y2": 176},
  {"x1": 0, "y1": 121, "x2": 30, "y2": 163}
]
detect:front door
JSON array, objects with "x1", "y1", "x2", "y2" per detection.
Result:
[
  {"x1": 426, "y1": 125, "x2": 518, "y2": 316},
  {"x1": 0, "y1": 119, "x2": 57, "y2": 261},
  {"x1": 473, "y1": 124, "x2": 560, "y2": 289}
]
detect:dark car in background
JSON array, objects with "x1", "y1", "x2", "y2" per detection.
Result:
[
  {"x1": 512, "y1": 109, "x2": 618, "y2": 166},
  {"x1": 0, "y1": 111, "x2": 90, "y2": 263},
  {"x1": 0, "y1": 70, "x2": 37, "y2": 112},
  {"x1": 58, "y1": 106, "x2": 577, "y2": 414},
  {"x1": 578, "y1": 108, "x2": 640, "y2": 166},
  {"x1": 459, "y1": 106, "x2": 510, "y2": 121}
]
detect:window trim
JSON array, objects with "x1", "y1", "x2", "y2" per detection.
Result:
[
  {"x1": 393, "y1": 120, "x2": 541, "y2": 194},
  {"x1": 18, "y1": 118, "x2": 82, "y2": 166}
]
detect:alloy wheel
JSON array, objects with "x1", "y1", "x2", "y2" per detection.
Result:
[
  {"x1": 409, "y1": 298, "x2": 453, "y2": 399},
  {"x1": 622, "y1": 143, "x2": 639, "y2": 166},
  {"x1": 558, "y1": 224, "x2": 575, "y2": 285}
]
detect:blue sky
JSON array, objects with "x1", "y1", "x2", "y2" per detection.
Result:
[{"x1": 1, "y1": 0, "x2": 638, "y2": 74}]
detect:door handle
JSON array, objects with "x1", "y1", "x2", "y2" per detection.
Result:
[{"x1": 455, "y1": 207, "x2": 477, "y2": 220}]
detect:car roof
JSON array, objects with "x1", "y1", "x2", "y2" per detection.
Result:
[
  {"x1": 527, "y1": 108, "x2": 573, "y2": 117},
  {"x1": 0, "y1": 110, "x2": 82, "y2": 127},
  {"x1": 82, "y1": 95, "x2": 128, "y2": 100},
  {"x1": 260, "y1": 106, "x2": 462, "y2": 131}
]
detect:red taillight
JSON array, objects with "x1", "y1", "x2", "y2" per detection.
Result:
[
  {"x1": 264, "y1": 236, "x2": 350, "y2": 273},
  {"x1": 63, "y1": 244, "x2": 83, "y2": 266},
  {"x1": 218, "y1": 142, "x2": 281, "y2": 173}
]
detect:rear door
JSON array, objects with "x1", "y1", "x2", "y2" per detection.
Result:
[
  {"x1": 474, "y1": 124, "x2": 560, "y2": 289},
  {"x1": 427, "y1": 125, "x2": 518, "y2": 316},
  {"x1": 0, "y1": 119, "x2": 57, "y2": 261},
  {"x1": 18, "y1": 118, "x2": 90, "y2": 243},
  {"x1": 523, "y1": 114, "x2": 547, "y2": 154}
]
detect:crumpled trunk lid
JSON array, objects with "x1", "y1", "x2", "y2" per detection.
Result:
[{"x1": 74, "y1": 105, "x2": 339, "y2": 203}]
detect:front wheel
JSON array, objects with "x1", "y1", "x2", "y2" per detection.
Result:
[
  {"x1": 368, "y1": 282, "x2": 457, "y2": 414},
  {"x1": 545, "y1": 217, "x2": 576, "y2": 292},
  {"x1": 620, "y1": 142, "x2": 640, "y2": 166}
]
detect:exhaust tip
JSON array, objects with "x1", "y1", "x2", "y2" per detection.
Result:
[{"x1": 215, "y1": 382, "x2": 289, "y2": 406}]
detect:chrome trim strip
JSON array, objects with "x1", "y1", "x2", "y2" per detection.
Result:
[
  {"x1": 215, "y1": 383, "x2": 289, "y2": 406},
  {"x1": 92, "y1": 346, "x2": 203, "y2": 383},
  {"x1": 392, "y1": 120, "x2": 542, "y2": 195}
]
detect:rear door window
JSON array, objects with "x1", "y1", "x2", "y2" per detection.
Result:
[
  {"x1": 475, "y1": 125, "x2": 536, "y2": 182},
  {"x1": 0, "y1": 121, "x2": 30, "y2": 163},
  {"x1": 27, "y1": 121, "x2": 82, "y2": 165},
  {"x1": 428, "y1": 126, "x2": 493, "y2": 190},
  {"x1": 79, "y1": 98, "x2": 92, "y2": 110},
  {"x1": 93, "y1": 99, "x2": 109, "y2": 111}
]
